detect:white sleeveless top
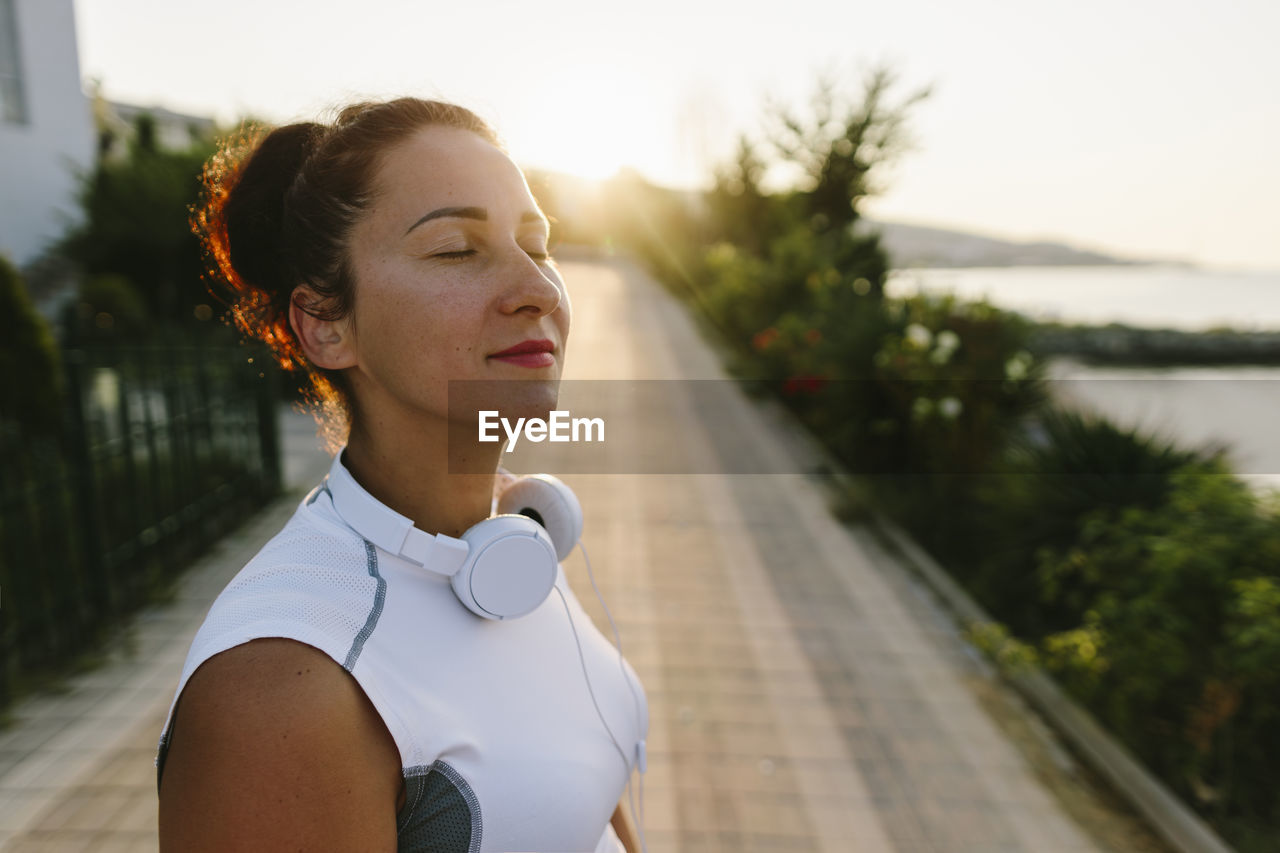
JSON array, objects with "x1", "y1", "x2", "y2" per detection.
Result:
[{"x1": 157, "y1": 457, "x2": 647, "y2": 853}]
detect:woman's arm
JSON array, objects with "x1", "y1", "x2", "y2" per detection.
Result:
[
  {"x1": 158, "y1": 638, "x2": 404, "y2": 851},
  {"x1": 610, "y1": 798, "x2": 642, "y2": 853}
]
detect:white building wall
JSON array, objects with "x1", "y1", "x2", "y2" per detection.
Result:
[{"x1": 0, "y1": 0, "x2": 94, "y2": 267}]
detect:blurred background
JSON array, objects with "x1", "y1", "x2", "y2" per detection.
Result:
[{"x1": 2, "y1": 0, "x2": 1279, "y2": 850}]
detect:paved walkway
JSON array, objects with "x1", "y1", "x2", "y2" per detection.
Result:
[{"x1": 0, "y1": 256, "x2": 1162, "y2": 851}]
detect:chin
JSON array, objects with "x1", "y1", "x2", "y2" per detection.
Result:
[{"x1": 446, "y1": 374, "x2": 561, "y2": 425}]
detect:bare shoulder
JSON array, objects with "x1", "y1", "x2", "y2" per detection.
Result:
[{"x1": 158, "y1": 638, "x2": 403, "y2": 852}]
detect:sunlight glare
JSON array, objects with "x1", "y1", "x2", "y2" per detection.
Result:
[{"x1": 508, "y1": 71, "x2": 667, "y2": 182}]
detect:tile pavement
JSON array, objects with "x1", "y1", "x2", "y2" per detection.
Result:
[{"x1": 0, "y1": 257, "x2": 1160, "y2": 851}]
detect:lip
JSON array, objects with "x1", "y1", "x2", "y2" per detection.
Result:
[
  {"x1": 488, "y1": 339, "x2": 555, "y2": 358},
  {"x1": 488, "y1": 338, "x2": 556, "y2": 368}
]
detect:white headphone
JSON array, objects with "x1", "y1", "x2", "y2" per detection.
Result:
[
  {"x1": 325, "y1": 453, "x2": 650, "y2": 852},
  {"x1": 326, "y1": 454, "x2": 582, "y2": 620}
]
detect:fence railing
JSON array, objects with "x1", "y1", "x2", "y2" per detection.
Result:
[{"x1": 0, "y1": 341, "x2": 280, "y2": 705}]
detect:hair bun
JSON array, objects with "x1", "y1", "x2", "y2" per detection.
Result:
[{"x1": 222, "y1": 122, "x2": 322, "y2": 296}]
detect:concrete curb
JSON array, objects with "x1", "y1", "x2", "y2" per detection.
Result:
[{"x1": 749, "y1": 394, "x2": 1235, "y2": 853}]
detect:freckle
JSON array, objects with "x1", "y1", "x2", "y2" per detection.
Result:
[{"x1": 296, "y1": 671, "x2": 302, "y2": 676}]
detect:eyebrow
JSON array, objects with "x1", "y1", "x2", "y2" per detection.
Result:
[{"x1": 404, "y1": 206, "x2": 548, "y2": 235}]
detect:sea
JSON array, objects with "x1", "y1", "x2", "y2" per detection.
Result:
[{"x1": 887, "y1": 265, "x2": 1280, "y2": 496}]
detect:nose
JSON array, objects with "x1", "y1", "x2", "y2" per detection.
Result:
[{"x1": 498, "y1": 249, "x2": 566, "y2": 317}]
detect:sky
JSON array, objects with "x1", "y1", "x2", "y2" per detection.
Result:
[{"x1": 73, "y1": 0, "x2": 1280, "y2": 271}]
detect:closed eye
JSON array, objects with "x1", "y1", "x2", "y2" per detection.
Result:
[{"x1": 430, "y1": 248, "x2": 551, "y2": 262}]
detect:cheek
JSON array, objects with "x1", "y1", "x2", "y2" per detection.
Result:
[
  {"x1": 354, "y1": 265, "x2": 484, "y2": 369},
  {"x1": 368, "y1": 263, "x2": 481, "y2": 338},
  {"x1": 429, "y1": 288, "x2": 490, "y2": 358}
]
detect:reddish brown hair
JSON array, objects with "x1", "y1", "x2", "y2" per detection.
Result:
[{"x1": 193, "y1": 98, "x2": 500, "y2": 448}]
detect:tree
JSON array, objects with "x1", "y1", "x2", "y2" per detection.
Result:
[
  {"x1": 60, "y1": 114, "x2": 220, "y2": 330},
  {"x1": 767, "y1": 65, "x2": 931, "y2": 236},
  {"x1": 707, "y1": 135, "x2": 774, "y2": 255},
  {"x1": 0, "y1": 255, "x2": 63, "y2": 437}
]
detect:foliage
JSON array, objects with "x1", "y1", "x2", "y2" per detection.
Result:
[
  {"x1": 950, "y1": 408, "x2": 1280, "y2": 839},
  {"x1": 766, "y1": 66, "x2": 929, "y2": 238},
  {"x1": 691, "y1": 68, "x2": 948, "y2": 474},
  {"x1": 1027, "y1": 469, "x2": 1280, "y2": 830},
  {"x1": 706, "y1": 137, "x2": 776, "y2": 256},
  {"x1": 0, "y1": 255, "x2": 64, "y2": 437},
  {"x1": 59, "y1": 115, "x2": 219, "y2": 328},
  {"x1": 680, "y1": 67, "x2": 1049, "y2": 498},
  {"x1": 866, "y1": 292, "x2": 1047, "y2": 476},
  {"x1": 964, "y1": 407, "x2": 1220, "y2": 637},
  {"x1": 65, "y1": 274, "x2": 152, "y2": 340},
  {"x1": 965, "y1": 621, "x2": 1039, "y2": 676}
]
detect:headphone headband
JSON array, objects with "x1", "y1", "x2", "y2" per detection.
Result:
[{"x1": 326, "y1": 453, "x2": 469, "y2": 579}]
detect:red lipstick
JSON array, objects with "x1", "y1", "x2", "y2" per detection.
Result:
[{"x1": 488, "y1": 339, "x2": 555, "y2": 368}]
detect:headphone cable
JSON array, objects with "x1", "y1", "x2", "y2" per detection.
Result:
[
  {"x1": 554, "y1": 541, "x2": 649, "y2": 853},
  {"x1": 578, "y1": 541, "x2": 648, "y2": 849}
]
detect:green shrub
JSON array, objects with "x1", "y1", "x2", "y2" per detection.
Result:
[
  {"x1": 0, "y1": 255, "x2": 64, "y2": 437},
  {"x1": 1027, "y1": 469, "x2": 1280, "y2": 831},
  {"x1": 69, "y1": 274, "x2": 151, "y2": 340},
  {"x1": 59, "y1": 123, "x2": 218, "y2": 326},
  {"x1": 868, "y1": 293, "x2": 1046, "y2": 475},
  {"x1": 965, "y1": 407, "x2": 1220, "y2": 637}
]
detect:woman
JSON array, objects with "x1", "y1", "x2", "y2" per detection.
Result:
[{"x1": 156, "y1": 98, "x2": 648, "y2": 853}]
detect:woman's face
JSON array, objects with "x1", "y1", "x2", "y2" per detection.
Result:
[{"x1": 341, "y1": 125, "x2": 569, "y2": 428}]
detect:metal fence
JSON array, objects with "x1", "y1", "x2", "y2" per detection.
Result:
[{"x1": 0, "y1": 341, "x2": 280, "y2": 704}]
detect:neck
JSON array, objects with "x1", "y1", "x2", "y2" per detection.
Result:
[{"x1": 341, "y1": 406, "x2": 502, "y2": 540}]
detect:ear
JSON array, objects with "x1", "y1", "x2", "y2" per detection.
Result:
[{"x1": 289, "y1": 285, "x2": 356, "y2": 370}]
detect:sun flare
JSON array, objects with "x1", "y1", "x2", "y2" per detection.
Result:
[{"x1": 507, "y1": 72, "x2": 666, "y2": 183}]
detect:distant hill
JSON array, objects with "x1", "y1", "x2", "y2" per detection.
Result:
[
  {"x1": 526, "y1": 168, "x2": 1184, "y2": 269},
  {"x1": 859, "y1": 219, "x2": 1183, "y2": 269}
]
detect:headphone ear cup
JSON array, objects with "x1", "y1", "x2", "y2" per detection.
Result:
[
  {"x1": 497, "y1": 474, "x2": 583, "y2": 562},
  {"x1": 455, "y1": 516, "x2": 558, "y2": 620}
]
